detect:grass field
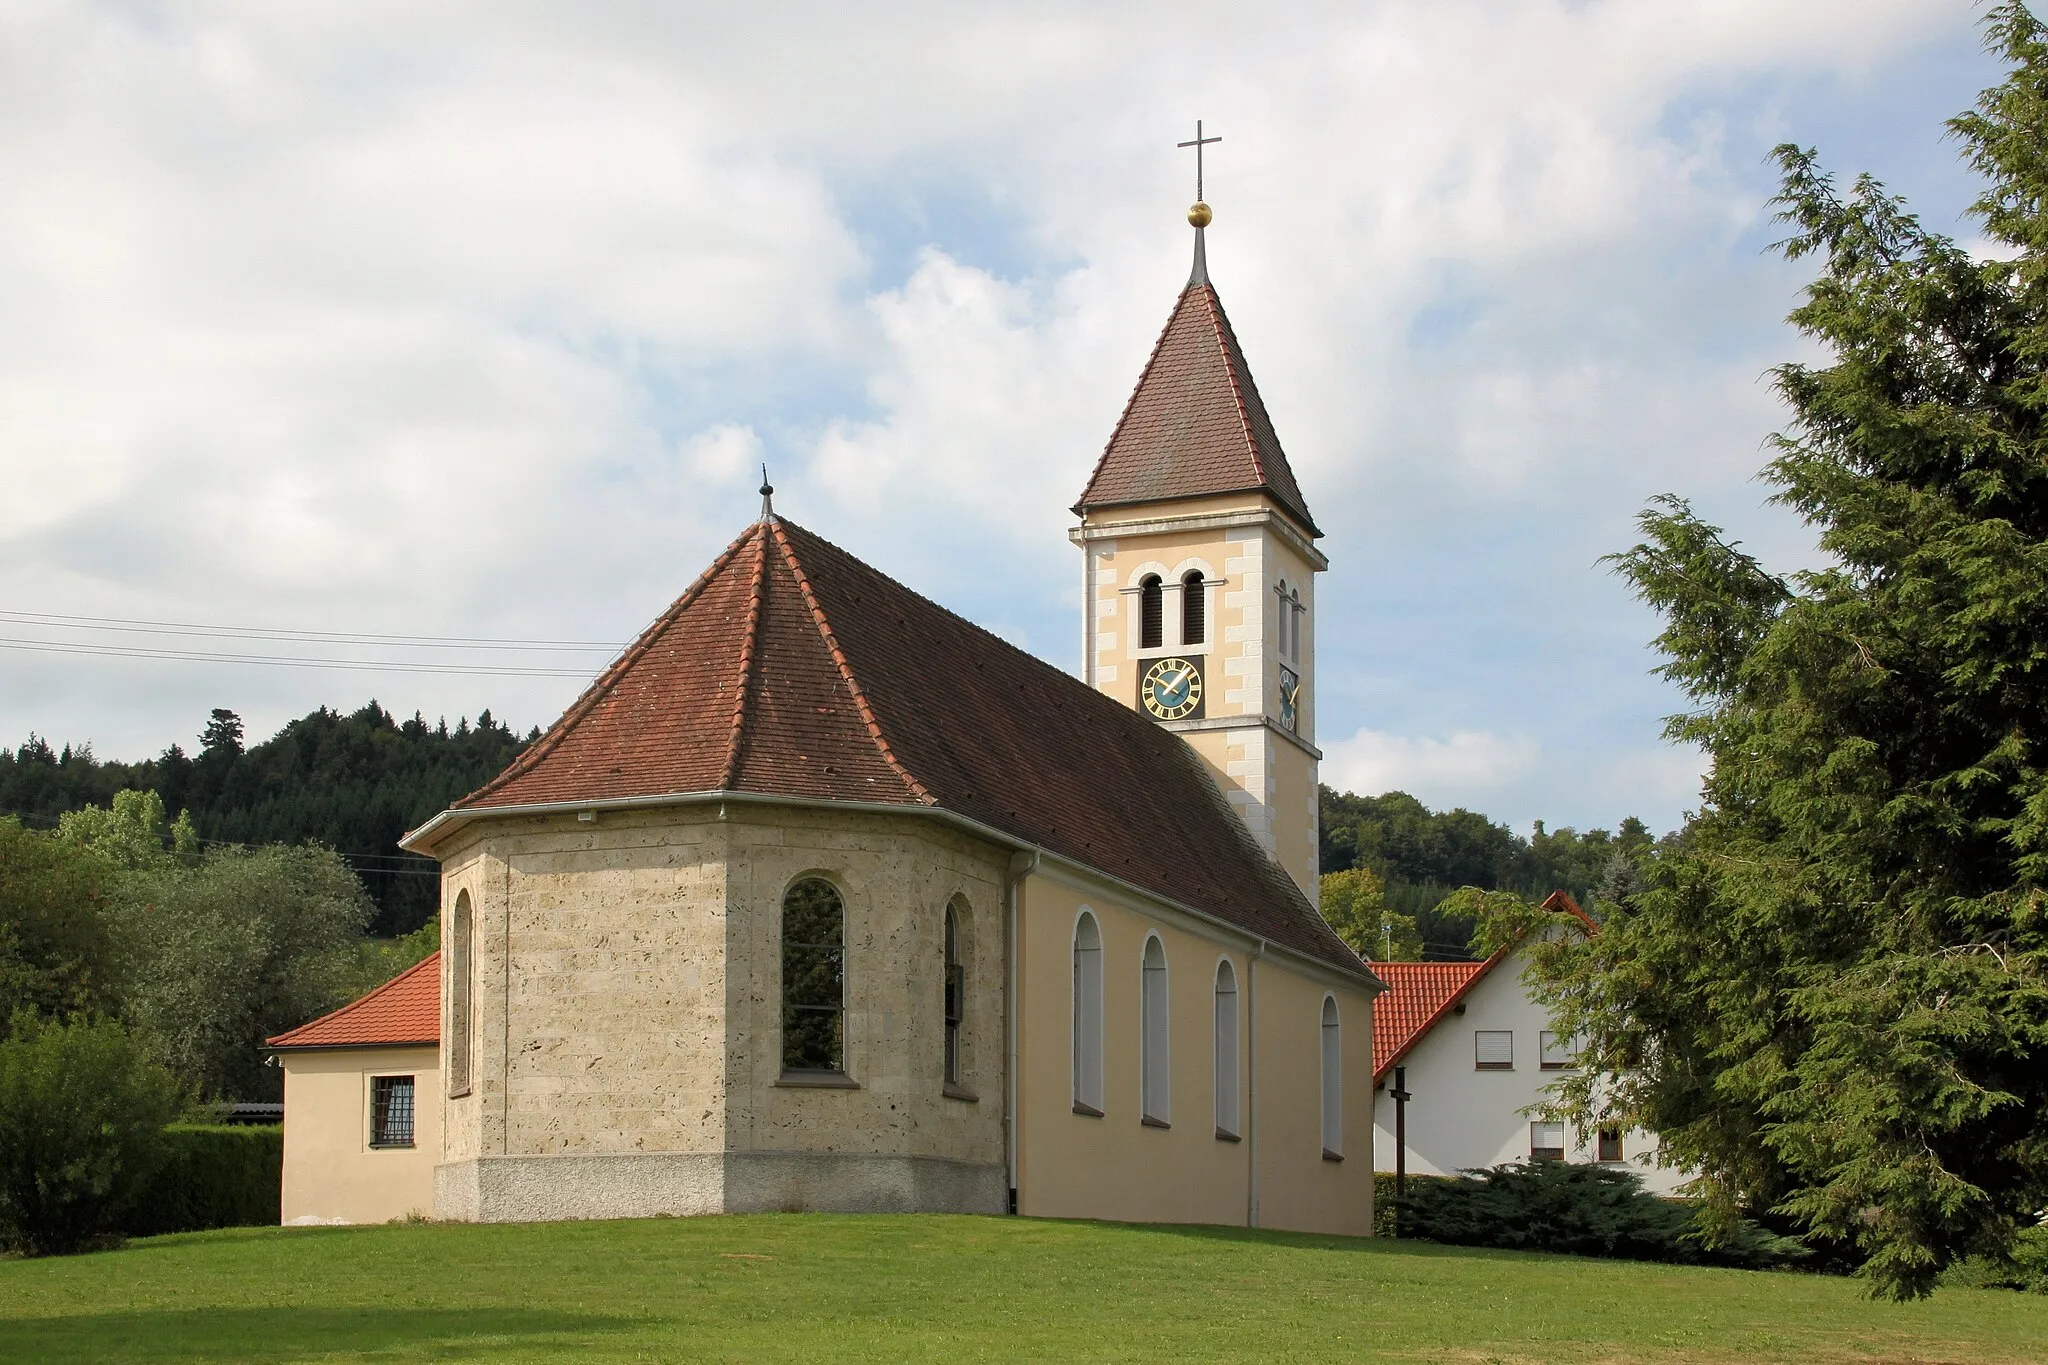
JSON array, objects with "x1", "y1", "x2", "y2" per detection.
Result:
[{"x1": 1, "y1": 1214, "x2": 2042, "y2": 1363}]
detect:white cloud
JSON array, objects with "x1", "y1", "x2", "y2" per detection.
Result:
[
  {"x1": 0, "y1": 0, "x2": 1989, "y2": 830},
  {"x1": 1324, "y1": 728, "x2": 1544, "y2": 808}
]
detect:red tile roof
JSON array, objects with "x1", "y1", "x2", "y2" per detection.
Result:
[
  {"x1": 440, "y1": 518, "x2": 1370, "y2": 979},
  {"x1": 1370, "y1": 959, "x2": 1497, "y2": 1082},
  {"x1": 1370, "y1": 893, "x2": 1600, "y2": 1082},
  {"x1": 1074, "y1": 270, "x2": 1317, "y2": 535},
  {"x1": 267, "y1": 952, "x2": 440, "y2": 1050}
]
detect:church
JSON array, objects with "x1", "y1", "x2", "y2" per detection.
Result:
[{"x1": 269, "y1": 197, "x2": 1386, "y2": 1236}]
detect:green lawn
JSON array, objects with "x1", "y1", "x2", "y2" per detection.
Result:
[{"x1": 1, "y1": 1214, "x2": 2041, "y2": 1363}]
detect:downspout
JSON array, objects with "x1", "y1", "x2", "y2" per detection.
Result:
[
  {"x1": 1005, "y1": 849, "x2": 1039, "y2": 1215},
  {"x1": 1246, "y1": 937, "x2": 1266, "y2": 1228}
]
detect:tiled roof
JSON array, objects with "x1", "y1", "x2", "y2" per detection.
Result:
[
  {"x1": 446, "y1": 517, "x2": 1370, "y2": 980},
  {"x1": 267, "y1": 952, "x2": 440, "y2": 1050},
  {"x1": 1370, "y1": 959, "x2": 1497, "y2": 1082},
  {"x1": 1369, "y1": 892, "x2": 1601, "y2": 1082},
  {"x1": 1074, "y1": 255, "x2": 1318, "y2": 535}
]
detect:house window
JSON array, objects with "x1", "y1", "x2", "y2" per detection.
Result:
[
  {"x1": 1320, "y1": 995, "x2": 1342, "y2": 1159},
  {"x1": 1213, "y1": 959, "x2": 1239, "y2": 1139},
  {"x1": 1139, "y1": 575, "x2": 1163, "y2": 649},
  {"x1": 1181, "y1": 571, "x2": 1206, "y2": 646},
  {"x1": 1530, "y1": 1121, "x2": 1566, "y2": 1161},
  {"x1": 1475, "y1": 1030, "x2": 1514, "y2": 1070},
  {"x1": 1598, "y1": 1128, "x2": 1625, "y2": 1163},
  {"x1": 944, "y1": 902, "x2": 964, "y2": 1087},
  {"x1": 371, "y1": 1075, "x2": 416, "y2": 1148},
  {"x1": 1141, "y1": 934, "x2": 1170, "y2": 1127},
  {"x1": 1072, "y1": 912, "x2": 1104, "y2": 1115},
  {"x1": 1540, "y1": 1030, "x2": 1577, "y2": 1070},
  {"x1": 781, "y1": 878, "x2": 845, "y2": 1073},
  {"x1": 447, "y1": 888, "x2": 473, "y2": 1099}
]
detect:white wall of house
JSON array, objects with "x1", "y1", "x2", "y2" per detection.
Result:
[{"x1": 1371, "y1": 950, "x2": 1688, "y2": 1196}]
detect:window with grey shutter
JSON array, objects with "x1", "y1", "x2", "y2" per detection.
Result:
[
  {"x1": 1475, "y1": 1030, "x2": 1514, "y2": 1070},
  {"x1": 1529, "y1": 1121, "x2": 1565, "y2": 1161},
  {"x1": 1540, "y1": 1030, "x2": 1577, "y2": 1070}
]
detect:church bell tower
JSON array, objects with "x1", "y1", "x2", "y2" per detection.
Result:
[{"x1": 1069, "y1": 167, "x2": 1325, "y2": 901}]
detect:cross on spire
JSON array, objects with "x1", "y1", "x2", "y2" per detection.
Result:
[{"x1": 1177, "y1": 120, "x2": 1221, "y2": 203}]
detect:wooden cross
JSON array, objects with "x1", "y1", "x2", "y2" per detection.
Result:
[{"x1": 1177, "y1": 120, "x2": 1221, "y2": 202}]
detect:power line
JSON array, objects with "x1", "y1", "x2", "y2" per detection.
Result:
[
  {"x1": 0, "y1": 610, "x2": 625, "y2": 651},
  {"x1": 0, "y1": 637, "x2": 596, "y2": 678}
]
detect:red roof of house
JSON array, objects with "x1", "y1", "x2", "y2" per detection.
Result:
[
  {"x1": 1370, "y1": 892, "x2": 1599, "y2": 1082},
  {"x1": 267, "y1": 951, "x2": 440, "y2": 1050},
  {"x1": 441, "y1": 518, "x2": 1369, "y2": 979},
  {"x1": 1371, "y1": 959, "x2": 1494, "y2": 1082},
  {"x1": 1074, "y1": 251, "x2": 1318, "y2": 535}
]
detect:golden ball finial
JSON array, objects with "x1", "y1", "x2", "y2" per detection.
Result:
[{"x1": 1188, "y1": 201, "x2": 1213, "y2": 228}]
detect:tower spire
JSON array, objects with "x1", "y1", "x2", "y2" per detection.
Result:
[
  {"x1": 1177, "y1": 120, "x2": 1220, "y2": 286},
  {"x1": 759, "y1": 465, "x2": 776, "y2": 522}
]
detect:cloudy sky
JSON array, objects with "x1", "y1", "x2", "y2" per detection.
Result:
[{"x1": 0, "y1": 1, "x2": 2010, "y2": 836}]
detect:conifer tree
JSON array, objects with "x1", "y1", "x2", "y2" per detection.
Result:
[{"x1": 1530, "y1": 6, "x2": 2048, "y2": 1298}]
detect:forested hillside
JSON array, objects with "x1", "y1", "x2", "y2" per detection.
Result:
[
  {"x1": 1318, "y1": 787, "x2": 1659, "y2": 958},
  {"x1": 0, "y1": 703, "x2": 531, "y2": 935}
]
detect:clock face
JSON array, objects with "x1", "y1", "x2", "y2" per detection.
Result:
[
  {"x1": 1278, "y1": 664, "x2": 1301, "y2": 733},
  {"x1": 1140, "y1": 656, "x2": 1204, "y2": 721}
]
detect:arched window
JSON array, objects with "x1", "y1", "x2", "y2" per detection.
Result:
[
  {"x1": 1181, "y1": 571, "x2": 1206, "y2": 646},
  {"x1": 781, "y1": 878, "x2": 845, "y2": 1073},
  {"x1": 1072, "y1": 912, "x2": 1104, "y2": 1115},
  {"x1": 1141, "y1": 935, "x2": 1170, "y2": 1126},
  {"x1": 1213, "y1": 959, "x2": 1239, "y2": 1139},
  {"x1": 944, "y1": 902, "x2": 964, "y2": 1086},
  {"x1": 1320, "y1": 995, "x2": 1342, "y2": 1159},
  {"x1": 1290, "y1": 586, "x2": 1304, "y2": 659},
  {"x1": 1276, "y1": 579, "x2": 1293, "y2": 659},
  {"x1": 1139, "y1": 575, "x2": 1163, "y2": 649},
  {"x1": 447, "y1": 888, "x2": 473, "y2": 1099}
]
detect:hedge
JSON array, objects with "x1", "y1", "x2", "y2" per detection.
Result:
[
  {"x1": 1372, "y1": 1171, "x2": 1459, "y2": 1237},
  {"x1": 124, "y1": 1124, "x2": 281, "y2": 1237}
]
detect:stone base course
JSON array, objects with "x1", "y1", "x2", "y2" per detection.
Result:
[{"x1": 435, "y1": 1152, "x2": 1006, "y2": 1223}]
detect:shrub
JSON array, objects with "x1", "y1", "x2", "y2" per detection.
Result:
[
  {"x1": 124, "y1": 1124, "x2": 282, "y2": 1237},
  {"x1": 1395, "y1": 1160, "x2": 1804, "y2": 1269},
  {"x1": 0, "y1": 1011, "x2": 182, "y2": 1255},
  {"x1": 1939, "y1": 1224, "x2": 2048, "y2": 1294},
  {"x1": 1372, "y1": 1171, "x2": 1461, "y2": 1237}
]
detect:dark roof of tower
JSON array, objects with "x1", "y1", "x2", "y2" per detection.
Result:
[
  {"x1": 440, "y1": 516, "x2": 1368, "y2": 979},
  {"x1": 1075, "y1": 241, "x2": 1318, "y2": 535}
]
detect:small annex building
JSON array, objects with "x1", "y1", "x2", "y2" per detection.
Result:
[
  {"x1": 267, "y1": 951, "x2": 442, "y2": 1224},
  {"x1": 272, "y1": 203, "x2": 1386, "y2": 1234},
  {"x1": 1370, "y1": 894, "x2": 1684, "y2": 1194}
]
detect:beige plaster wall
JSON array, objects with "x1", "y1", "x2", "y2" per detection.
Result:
[
  {"x1": 279, "y1": 1045, "x2": 440, "y2": 1225},
  {"x1": 1013, "y1": 868, "x2": 1374, "y2": 1234},
  {"x1": 1249, "y1": 959, "x2": 1376, "y2": 1236}
]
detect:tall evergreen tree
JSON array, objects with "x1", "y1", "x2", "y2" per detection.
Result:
[{"x1": 1530, "y1": 6, "x2": 2048, "y2": 1298}]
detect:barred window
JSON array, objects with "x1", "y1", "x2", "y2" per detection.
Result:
[
  {"x1": 782, "y1": 878, "x2": 846, "y2": 1073},
  {"x1": 1213, "y1": 959, "x2": 1239, "y2": 1139},
  {"x1": 1072, "y1": 912, "x2": 1104, "y2": 1115},
  {"x1": 371, "y1": 1075, "x2": 416, "y2": 1148},
  {"x1": 448, "y1": 888, "x2": 473, "y2": 1098},
  {"x1": 1320, "y1": 996, "x2": 1342, "y2": 1159},
  {"x1": 1141, "y1": 935, "x2": 1170, "y2": 1127},
  {"x1": 944, "y1": 903, "x2": 964, "y2": 1086}
]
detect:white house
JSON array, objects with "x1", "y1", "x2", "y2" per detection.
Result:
[{"x1": 1370, "y1": 894, "x2": 1688, "y2": 1195}]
